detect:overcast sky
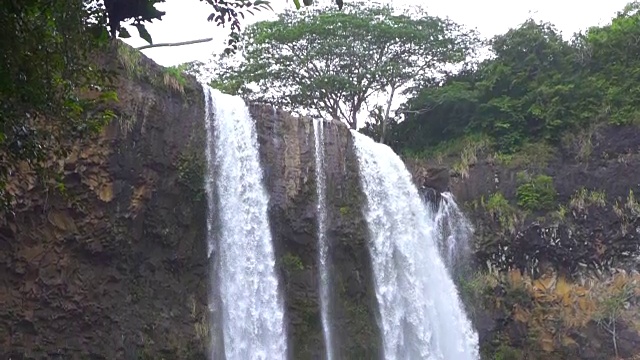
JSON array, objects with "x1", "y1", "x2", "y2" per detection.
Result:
[{"x1": 123, "y1": 0, "x2": 630, "y2": 67}]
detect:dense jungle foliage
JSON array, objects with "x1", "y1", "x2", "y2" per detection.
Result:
[{"x1": 389, "y1": 2, "x2": 640, "y2": 157}]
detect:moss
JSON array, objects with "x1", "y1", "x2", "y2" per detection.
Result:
[
  {"x1": 493, "y1": 343, "x2": 523, "y2": 360},
  {"x1": 515, "y1": 172, "x2": 556, "y2": 212},
  {"x1": 176, "y1": 150, "x2": 205, "y2": 202},
  {"x1": 339, "y1": 206, "x2": 350, "y2": 216},
  {"x1": 290, "y1": 297, "x2": 321, "y2": 358},
  {"x1": 281, "y1": 252, "x2": 304, "y2": 273}
]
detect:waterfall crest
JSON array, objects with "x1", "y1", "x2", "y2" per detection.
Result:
[
  {"x1": 203, "y1": 86, "x2": 287, "y2": 360},
  {"x1": 351, "y1": 131, "x2": 479, "y2": 360},
  {"x1": 313, "y1": 119, "x2": 334, "y2": 360}
]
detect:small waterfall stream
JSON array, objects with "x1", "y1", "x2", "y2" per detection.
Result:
[
  {"x1": 203, "y1": 86, "x2": 287, "y2": 360},
  {"x1": 434, "y1": 192, "x2": 474, "y2": 270},
  {"x1": 313, "y1": 119, "x2": 334, "y2": 360},
  {"x1": 351, "y1": 130, "x2": 479, "y2": 360}
]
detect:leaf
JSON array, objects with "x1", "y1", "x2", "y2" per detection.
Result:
[
  {"x1": 118, "y1": 27, "x2": 131, "y2": 39},
  {"x1": 293, "y1": 0, "x2": 301, "y2": 9},
  {"x1": 134, "y1": 24, "x2": 153, "y2": 45}
]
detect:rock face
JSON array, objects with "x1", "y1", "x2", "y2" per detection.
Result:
[
  {"x1": 407, "y1": 126, "x2": 640, "y2": 359},
  {"x1": 1, "y1": 44, "x2": 380, "y2": 359},
  {"x1": 1, "y1": 46, "x2": 209, "y2": 359},
  {"x1": 251, "y1": 105, "x2": 380, "y2": 359}
]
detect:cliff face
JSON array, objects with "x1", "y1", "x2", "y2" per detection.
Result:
[
  {"x1": 251, "y1": 106, "x2": 380, "y2": 359},
  {"x1": 408, "y1": 126, "x2": 640, "y2": 359},
  {"x1": 1, "y1": 45, "x2": 379, "y2": 359},
  {"x1": 1, "y1": 47, "x2": 210, "y2": 359}
]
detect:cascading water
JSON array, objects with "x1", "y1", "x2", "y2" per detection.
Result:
[
  {"x1": 203, "y1": 86, "x2": 286, "y2": 360},
  {"x1": 433, "y1": 192, "x2": 474, "y2": 270},
  {"x1": 313, "y1": 119, "x2": 333, "y2": 360},
  {"x1": 351, "y1": 131, "x2": 479, "y2": 360}
]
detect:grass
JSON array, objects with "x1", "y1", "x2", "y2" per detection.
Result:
[
  {"x1": 569, "y1": 187, "x2": 607, "y2": 211},
  {"x1": 116, "y1": 41, "x2": 142, "y2": 78},
  {"x1": 162, "y1": 65, "x2": 188, "y2": 94},
  {"x1": 493, "y1": 141, "x2": 556, "y2": 169}
]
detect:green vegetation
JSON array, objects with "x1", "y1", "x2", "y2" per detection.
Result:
[
  {"x1": 1, "y1": 0, "x2": 301, "y2": 211},
  {"x1": 464, "y1": 268, "x2": 640, "y2": 359},
  {"x1": 281, "y1": 253, "x2": 304, "y2": 273},
  {"x1": 515, "y1": 173, "x2": 556, "y2": 212},
  {"x1": 176, "y1": 151, "x2": 206, "y2": 201},
  {"x1": 391, "y1": 3, "x2": 640, "y2": 158},
  {"x1": 162, "y1": 65, "x2": 189, "y2": 94},
  {"x1": 117, "y1": 41, "x2": 143, "y2": 77},
  {"x1": 569, "y1": 187, "x2": 607, "y2": 211},
  {"x1": 484, "y1": 192, "x2": 520, "y2": 234},
  {"x1": 493, "y1": 141, "x2": 556, "y2": 169},
  {"x1": 206, "y1": 1, "x2": 479, "y2": 132},
  {"x1": 0, "y1": 1, "x2": 118, "y2": 210}
]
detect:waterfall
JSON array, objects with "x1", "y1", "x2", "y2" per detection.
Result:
[
  {"x1": 351, "y1": 131, "x2": 479, "y2": 360},
  {"x1": 433, "y1": 192, "x2": 474, "y2": 271},
  {"x1": 313, "y1": 119, "x2": 333, "y2": 360},
  {"x1": 203, "y1": 86, "x2": 287, "y2": 360}
]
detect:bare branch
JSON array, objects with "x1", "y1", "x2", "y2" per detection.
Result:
[{"x1": 137, "y1": 38, "x2": 213, "y2": 50}]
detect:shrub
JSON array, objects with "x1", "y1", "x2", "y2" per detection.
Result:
[{"x1": 516, "y1": 173, "x2": 556, "y2": 211}]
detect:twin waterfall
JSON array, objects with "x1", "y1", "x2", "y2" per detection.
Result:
[{"x1": 203, "y1": 86, "x2": 479, "y2": 359}]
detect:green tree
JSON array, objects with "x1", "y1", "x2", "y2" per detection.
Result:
[
  {"x1": 396, "y1": 19, "x2": 585, "y2": 154},
  {"x1": 209, "y1": 1, "x2": 479, "y2": 131},
  {"x1": 581, "y1": 1, "x2": 640, "y2": 125},
  {"x1": 394, "y1": 2, "x2": 640, "y2": 157},
  {"x1": 473, "y1": 19, "x2": 577, "y2": 151}
]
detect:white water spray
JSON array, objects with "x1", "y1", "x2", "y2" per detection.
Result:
[
  {"x1": 434, "y1": 192, "x2": 474, "y2": 270},
  {"x1": 203, "y1": 86, "x2": 287, "y2": 360},
  {"x1": 351, "y1": 131, "x2": 479, "y2": 360},
  {"x1": 313, "y1": 119, "x2": 333, "y2": 360}
]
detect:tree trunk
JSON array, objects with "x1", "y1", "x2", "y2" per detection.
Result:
[
  {"x1": 380, "y1": 86, "x2": 396, "y2": 144},
  {"x1": 350, "y1": 111, "x2": 358, "y2": 130}
]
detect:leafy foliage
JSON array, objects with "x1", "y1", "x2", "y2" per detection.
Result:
[
  {"x1": 176, "y1": 150, "x2": 206, "y2": 201},
  {"x1": 516, "y1": 173, "x2": 556, "y2": 212},
  {"x1": 485, "y1": 192, "x2": 520, "y2": 234},
  {"x1": 106, "y1": 0, "x2": 343, "y2": 51},
  {"x1": 0, "y1": 0, "x2": 116, "y2": 211},
  {"x1": 395, "y1": 4, "x2": 640, "y2": 156},
  {"x1": 208, "y1": 1, "x2": 479, "y2": 130},
  {"x1": 105, "y1": 0, "x2": 167, "y2": 41}
]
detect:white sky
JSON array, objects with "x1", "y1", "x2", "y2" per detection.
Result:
[{"x1": 123, "y1": 0, "x2": 630, "y2": 67}]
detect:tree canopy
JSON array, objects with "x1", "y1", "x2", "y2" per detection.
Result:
[
  {"x1": 391, "y1": 2, "x2": 640, "y2": 156},
  {"x1": 207, "y1": 1, "x2": 480, "y2": 132}
]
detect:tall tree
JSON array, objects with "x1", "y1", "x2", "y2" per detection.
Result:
[{"x1": 209, "y1": 1, "x2": 479, "y2": 133}]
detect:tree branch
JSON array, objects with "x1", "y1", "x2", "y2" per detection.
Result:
[{"x1": 136, "y1": 38, "x2": 213, "y2": 50}]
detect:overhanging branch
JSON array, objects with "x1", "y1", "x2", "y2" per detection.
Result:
[{"x1": 137, "y1": 38, "x2": 213, "y2": 50}]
